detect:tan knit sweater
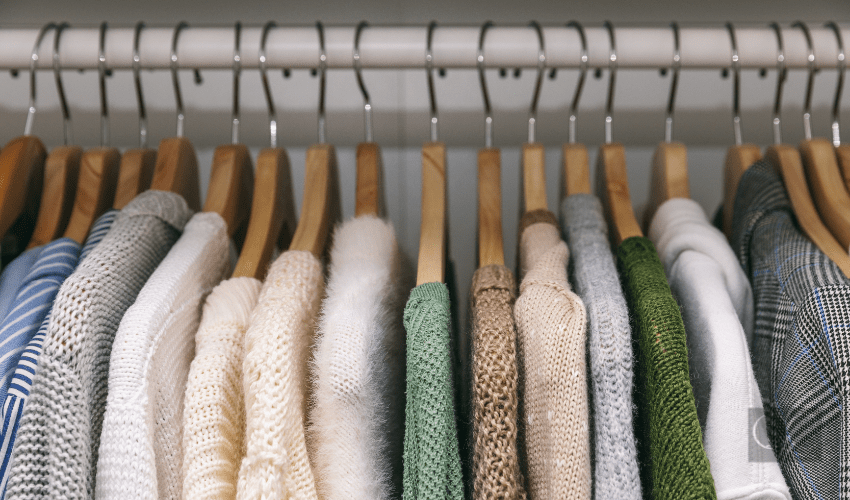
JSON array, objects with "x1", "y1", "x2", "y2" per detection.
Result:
[
  {"x1": 237, "y1": 251, "x2": 325, "y2": 499},
  {"x1": 470, "y1": 264, "x2": 526, "y2": 500},
  {"x1": 514, "y1": 210, "x2": 590, "y2": 500}
]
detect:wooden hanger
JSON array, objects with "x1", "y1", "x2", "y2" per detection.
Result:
[
  {"x1": 352, "y1": 23, "x2": 385, "y2": 218},
  {"x1": 27, "y1": 146, "x2": 80, "y2": 248},
  {"x1": 289, "y1": 144, "x2": 340, "y2": 257},
  {"x1": 478, "y1": 148, "x2": 504, "y2": 267},
  {"x1": 205, "y1": 144, "x2": 254, "y2": 250},
  {"x1": 416, "y1": 142, "x2": 447, "y2": 285},
  {"x1": 837, "y1": 145, "x2": 850, "y2": 192},
  {"x1": 63, "y1": 148, "x2": 120, "y2": 244},
  {"x1": 0, "y1": 136, "x2": 46, "y2": 244},
  {"x1": 561, "y1": 21, "x2": 591, "y2": 198},
  {"x1": 523, "y1": 143, "x2": 548, "y2": 213}
]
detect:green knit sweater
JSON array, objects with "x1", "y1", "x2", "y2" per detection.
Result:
[
  {"x1": 616, "y1": 236, "x2": 716, "y2": 500},
  {"x1": 403, "y1": 282, "x2": 464, "y2": 500}
]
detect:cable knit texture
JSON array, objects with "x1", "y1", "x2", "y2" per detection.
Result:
[
  {"x1": 561, "y1": 194, "x2": 642, "y2": 500},
  {"x1": 469, "y1": 264, "x2": 526, "y2": 500},
  {"x1": 514, "y1": 210, "x2": 590, "y2": 500},
  {"x1": 616, "y1": 236, "x2": 716, "y2": 500},
  {"x1": 649, "y1": 198, "x2": 789, "y2": 500},
  {"x1": 5, "y1": 190, "x2": 192, "y2": 500},
  {"x1": 308, "y1": 215, "x2": 412, "y2": 500},
  {"x1": 182, "y1": 277, "x2": 261, "y2": 499},
  {"x1": 95, "y1": 212, "x2": 230, "y2": 500},
  {"x1": 403, "y1": 281, "x2": 463, "y2": 500},
  {"x1": 237, "y1": 250, "x2": 324, "y2": 499}
]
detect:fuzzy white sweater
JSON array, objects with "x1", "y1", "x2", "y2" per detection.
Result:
[
  {"x1": 307, "y1": 215, "x2": 411, "y2": 500},
  {"x1": 95, "y1": 212, "x2": 231, "y2": 500}
]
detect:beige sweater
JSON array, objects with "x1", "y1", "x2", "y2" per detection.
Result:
[
  {"x1": 237, "y1": 251, "x2": 324, "y2": 500},
  {"x1": 514, "y1": 210, "x2": 590, "y2": 500},
  {"x1": 182, "y1": 277, "x2": 262, "y2": 499}
]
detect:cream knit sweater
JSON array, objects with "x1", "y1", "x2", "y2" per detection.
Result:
[
  {"x1": 182, "y1": 277, "x2": 261, "y2": 499},
  {"x1": 514, "y1": 210, "x2": 590, "y2": 500},
  {"x1": 237, "y1": 250, "x2": 324, "y2": 499},
  {"x1": 95, "y1": 212, "x2": 230, "y2": 500},
  {"x1": 308, "y1": 215, "x2": 411, "y2": 500}
]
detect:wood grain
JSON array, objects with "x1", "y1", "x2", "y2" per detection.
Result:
[
  {"x1": 289, "y1": 144, "x2": 341, "y2": 258},
  {"x1": 836, "y1": 144, "x2": 850, "y2": 194},
  {"x1": 416, "y1": 142, "x2": 447, "y2": 285},
  {"x1": 204, "y1": 144, "x2": 255, "y2": 250},
  {"x1": 596, "y1": 143, "x2": 642, "y2": 245},
  {"x1": 113, "y1": 148, "x2": 155, "y2": 209},
  {"x1": 522, "y1": 142, "x2": 548, "y2": 213},
  {"x1": 645, "y1": 141, "x2": 689, "y2": 230},
  {"x1": 64, "y1": 147, "x2": 120, "y2": 244},
  {"x1": 233, "y1": 147, "x2": 295, "y2": 280},
  {"x1": 356, "y1": 142, "x2": 383, "y2": 217},
  {"x1": 800, "y1": 138, "x2": 850, "y2": 250},
  {"x1": 478, "y1": 147, "x2": 504, "y2": 268},
  {"x1": 723, "y1": 144, "x2": 762, "y2": 240},
  {"x1": 150, "y1": 137, "x2": 201, "y2": 212},
  {"x1": 27, "y1": 146, "x2": 81, "y2": 248},
  {"x1": 0, "y1": 136, "x2": 46, "y2": 240},
  {"x1": 562, "y1": 143, "x2": 591, "y2": 197}
]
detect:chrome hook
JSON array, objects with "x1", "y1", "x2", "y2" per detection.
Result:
[
  {"x1": 792, "y1": 21, "x2": 815, "y2": 140},
  {"x1": 24, "y1": 22, "x2": 57, "y2": 137},
  {"x1": 259, "y1": 21, "x2": 278, "y2": 148},
  {"x1": 826, "y1": 21, "x2": 845, "y2": 146},
  {"x1": 231, "y1": 21, "x2": 242, "y2": 144},
  {"x1": 528, "y1": 21, "x2": 546, "y2": 143},
  {"x1": 477, "y1": 21, "x2": 494, "y2": 147},
  {"x1": 665, "y1": 22, "x2": 681, "y2": 143},
  {"x1": 566, "y1": 20, "x2": 588, "y2": 144},
  {"x1": 426, "y1": 21, "x2": 439, "y2": 142},
  {"x1": 98, "y1": 22, "x2": 109, "y2": 147},
  {"x1": 133, "y1": 21, "x2": 148, "y2": 149},
  {"x1": 770, "y1": 22, "x2": 787, "y2": 145},
  {"x1": 726, "y1": 22, "x2": 743, "y2": 145},
  {"x1": 354, "y1": 21, "x2": 373, "y2": 143},
  {"x1": 316, "y1": 21, "x2": 327, "y2": 144},
  {"x1": 53, "y1": 22, "x2": 72, "y2": 145},
  {"x1": 603, "y1": 20, "x2": 617, "y2": 144},
  {"x1": 171, "y1": 22, "x2": 189, "y2": 138}
]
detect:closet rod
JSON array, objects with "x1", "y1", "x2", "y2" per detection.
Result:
[{"x1": 0, "y1": 24, "x2": 846, "y2": 71}]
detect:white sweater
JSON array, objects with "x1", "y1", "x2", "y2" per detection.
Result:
[
  {"x1": 307, "y1": 215, "x2": 411, "y2": 500},
  {"x1": 95, "y1": 212, "x2": 230, "y2": 500},
  {"x1": 649, "y1": 198, "x2": 791, "y2": 500}
]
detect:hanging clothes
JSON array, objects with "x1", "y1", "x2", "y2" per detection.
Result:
[
  {"x1": 561, "y1": 193, "x2": 642, "y2": 500},
  {"x1": 0, "y1": 248, "x2": 42, "y2": 325},
  {"x1": 308, "y1": 215, "x2": 411, "y2": 500},
  {"x1": 514, "y1": 209, "x2": 590, "y2": 500},
  {"x1": 4, "y1": 191, "x2": 192, "y2": 500},
  {"x1": 731, "y1": 159, "x2": 850, "y2": 500}
]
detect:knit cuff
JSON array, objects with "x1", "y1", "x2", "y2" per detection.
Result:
[
  {"x1": 471, "y1": 264, "x2": 516, "y2": 299},
  {"x1": 519, "y1": 209, "x2": 558, "y2": 235}
]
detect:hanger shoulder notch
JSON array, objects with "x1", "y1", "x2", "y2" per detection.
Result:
[
  {"x1": 723, "y1": 144, "x2": 762, "y2": 240},
  {"x1": 150, "y1": 137, "x2": 201, "y2": 212},
  {"x1": 233, "y1": 147, "x2": 295, "y2": 280},
  {"x1": 204, "y1": 144, "x2": 255, "y2": 246},
  {"x1": 27, "y1": 146, "x2": 81, "y2": 248},
  {"x1": 114, "y1": 148, "x2": 156, "y2": 210},
  {"x1": 478, "y1": 147, "x2": 504, "y2": 268},
  {"x1": 63, "y1": 147, "x2": 120, "y2": 244},
  {"x1": 646, "y1": 141, "x2": 689, "y2": 229},
  {"x1": 800, "y1": 138, "x2": 850, "y2": 249},
  {"x1": 416, "y1": 141, "x2": 447, "y2": 285},
  {"x1": 356, "y1": 142, "x2": 383, "y2": 217},
  {"x1": 562, "y1": 143, "x2": 591, "y2": 197},
  {"x1": 0, "y1": 136, "x2": 47, "y2": 240},
  {"x1": 289, "y1": 144, "x2": 340, "y2": 258},
  {"x1": 597, "y1": 142, "x2": 642, "y2": 245},
  {"x1": 522, "y1": 142, "x2": 548, "y2": 213}
]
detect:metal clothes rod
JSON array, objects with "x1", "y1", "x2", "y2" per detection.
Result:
[{"x1": 0, "y1": 24, "x2": 847, "y2": 71}]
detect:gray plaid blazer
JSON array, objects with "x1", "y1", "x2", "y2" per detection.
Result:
[{"x1": 732, "y1": 159, "x2": 850, "y2": 500}]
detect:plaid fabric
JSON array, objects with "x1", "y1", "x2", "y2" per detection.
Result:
[{"x1": 732, "y1": 159, "x2": 850, "y2": 500}]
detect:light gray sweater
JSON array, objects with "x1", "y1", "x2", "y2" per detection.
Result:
[
  {"x1": 561, "y1": 194, "x2": 642, "y2": 500},
  {"x1": 5, "y1": 191, "x2": 192, "y2": 500}
]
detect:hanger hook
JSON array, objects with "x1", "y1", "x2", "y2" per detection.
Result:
[
  {"x1": 566, "y1": 21, "x2": 588, "y2": 144},
  {"x1": 477, "y1": 21, "x2": 494, "y2": 148},
  {"x1": 98, "y1": 22, "x2": 109, "y2": 147},
  {"x1": 426, "y1": 21, "x2": 439, "y2": 142},
  {"x1": 826, "y1": 21, "x2": 845, "y2": 147},
  {"x1": 260, "y1": 21, "x2": 278, "y2": 148},
  {"x1": 528, "y1": 21, "x2": 546, "y2": 143},
  {"x1": 53, "y1": 22, "x2": 72, "y2": 145},
  {"x1": 316, "y1": 21, "x2": 327, "y2": 144},
  {"x1": 726, "y1": 22, "x2": 743, "y2": 145},
  {"x1": 231, "y1": 21, "x2": 242, "y2": 144},
  {"x1": 770, "y1": 22, "x2": 787, "y2": 145},
  {"x1": 25, "y1": 22, "x2": 57, "y2": 137},
  {"x1": 354, "y1": 21, "x2": 373, "y2": 143},
  {"x1": 792, "y1": 21, "x2": 816, "y2": 140},
  {"x1": 603, "y1": 20, "x2": 617, "y2": 144},
  {"x1": 133, "y1": 21, "x2": 148, "y2": 149},
  {"x1": 665, "y1": 22, "x2": 681, "y2": 143},
  {"x1": 171, "y1": 22, "x2": 189, "y2": 138}
]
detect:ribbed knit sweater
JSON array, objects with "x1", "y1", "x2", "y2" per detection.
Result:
[
  {"x1": 616, "y1": 236, "x2": 716, "y2": 499},
  {"x1": 403, "y1": 281, "x2": 463, "y2": 500},
  {"x1": 308, "y1": 215, "x2": 411, "y2": 500},
  {"x1": 182, "y1": 277, "x2": 261, "y2": 499},
  {"x1": 5, "y1": 191, "x2": 192, "y2": 500},
  {"x1": 514, "y1": 210, "x2": 590, "y2": 500},
  {"x1": 469, "y1": 264, "x2": 525, "y2": 500},
  {"x1": 561, "y1": 194, "x2": 642, "y2": 500},
  {"x1": 237, "y1": 250, "x2": 324, "y2": 499},
  {"x1": 95, "y1": 212, "x2": 230, "y2": 499}
]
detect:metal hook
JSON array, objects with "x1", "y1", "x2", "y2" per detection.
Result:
[
  {"x1": 426, "y1": 21, "x2": 439, "y2": 142},
  {"x1": 566, "y1": 20, "x2": 588, "y2": 144},
  {"x1": 24, "y1": 22, "x2": 57, "y2": 137},
  {"x1": 171, "y1": 22, "x2": 189, "y2": 138},
  {"x1": 133, "y1": 21, "x2": 148, "y2": 149},
  {"x1": 231, "y1": 21, "x2": 242, "y2": 144},
  {"x1": 316, "y1": 21, "x2": 327, "y2": 144},
  {"x1": 98, "y1": 22, "x2": 109, "y2": 147},
  {"x1": 770, "y1": 22, "x2": 787, "y2": 145},
  {"x1": 53, "y1": 22, "x2": 72, "y2": 145},
  {"x1": 477, "y1": 21, "x2": 494, "y2": 147},
  {"x1": 726, "y1": 22, "x2": 743, "y2": 145},
  {"x1": 826, "y1": 21, "x2": 845, "y2": 146},
  {"x1": 665, "y1": 22, "x2": 681, "y2": 143},
  {"x1": 603, "y1": 20, "x2": 617, "y2": 144},
  {"x1": 354, "y1": 21, "x2": 373, "y2": 143},
  {"x1": 792, "y1": 21, "x2": 815, "y2": 140},
  {"x1": 528, "y1": 21, "x2": 546, "y2": 143},
  {"x1": 259, "y1": 21, "x2": 278, "y2": 148}
]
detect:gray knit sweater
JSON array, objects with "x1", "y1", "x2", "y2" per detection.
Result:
[
  {"x1": 561, "y1": 194, "x2": 642, "y2": 500},
  {"x1": 5, "y1": 191, "x2": 192, "y2": 500}
]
